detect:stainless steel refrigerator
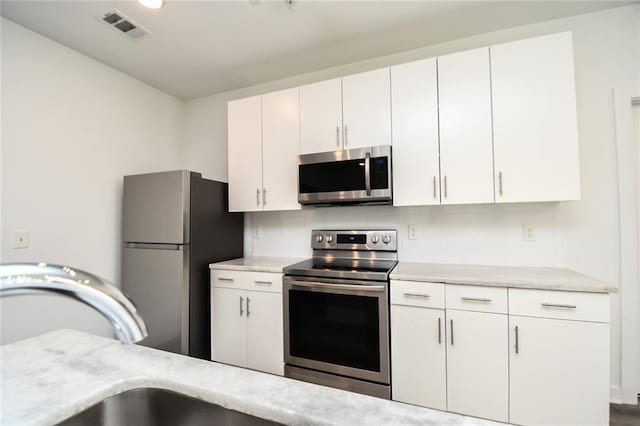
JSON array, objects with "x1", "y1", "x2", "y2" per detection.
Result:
[{"x1": 122, "y1": 170, "x2": 243, "y2": 359}]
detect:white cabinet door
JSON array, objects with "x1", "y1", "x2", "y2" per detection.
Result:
[
  {"x1": 262, "y1": 88, "x2": 301, "y2": 211},
  {"x1": 211, "y1": 287, "x2": 247, "y2": 367},
  {"x1": 342, "y1": 68, "x2": 392, "y2": 149},
  {"x1": 246, "y1": 290, "x2": 284, "y2": 376},
  {"x1": 438, "y1": 48, "x2": 494, "y2": 205},
  {"x1": 300, "y1": 78, "x2": 343, "y2": 154},
  {"x1": 509, "y1": 316, "x2": 609, "y2": 426},
  {"x1": 491, "y1": 32, "x2": 580, "y2": 203},
  {"x1": 391, "y1": 58, "x2": 441, "y2": 206},
  {"x1": 446, "y1": 309, "x2": 508, "y2": 422},
  {"x1": 391, "y1": 305, "x2": 446, "y2": 410},
  {"x1": 228, "y1": 96, "x2": 263, "y2": 212}
]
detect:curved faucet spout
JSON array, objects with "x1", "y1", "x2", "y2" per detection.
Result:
[{"x1": 0, "y1": 263, "x2": 148, "y2": 344}]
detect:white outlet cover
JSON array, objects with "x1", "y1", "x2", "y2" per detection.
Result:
[
  {"x1": 14, "y1": 231, "x2": 29, "y2": 249},
  {"x1": 253, "y1": 226, "x2": 262, "y2": 239},
  {"x1": 522, "y1": 224, "x2": 536, "y2": 242},
  {"x1": 408, "y1": 224, "x2": 418, "y2": 240}
]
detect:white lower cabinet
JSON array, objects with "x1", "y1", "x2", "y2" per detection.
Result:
[
  {"x1": 210, "y1": 270, "x2": 284, "y2": 376},
  {"x1": 446, "y1": 309, "x2": 509, "y2": 422},
  {"x1": 391, "y1": 304, "x2": 446, "y2": 410}
]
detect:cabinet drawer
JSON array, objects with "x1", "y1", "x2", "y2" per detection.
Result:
[
  {"x1": 446, "y1": 285, "x2": 507, "y2": 314},
  {"x1": 509, "y1": 289, "x2": 609, "y2": 323},
  {"x1": 211, "y1": 270, "x2": 283, "y2": 293},
  {"x1": 391, "y1": 280, "x2": 445, "y2": 309},
  {"x1": 245, "y1": 272, "x2": 283, "y2": 293}
]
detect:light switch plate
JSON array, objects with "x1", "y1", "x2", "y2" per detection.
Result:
[{"x1": 14, "y1": 231, "x2": 29, "y2": 249}]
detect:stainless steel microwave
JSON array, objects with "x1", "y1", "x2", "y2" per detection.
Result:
[{"x1": 297, "y1": 145, "x2": 392, "y2": 205}]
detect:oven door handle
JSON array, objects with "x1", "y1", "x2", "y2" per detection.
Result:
[
  {"x1": 364, "y1": 152, "x2": 372, "y2": 196},
  {"x1": 285, "y1": 279, "x2": 385, "y2": 293}
]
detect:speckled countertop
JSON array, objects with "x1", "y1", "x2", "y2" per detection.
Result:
[
  {"x1": 210, "y1": 257, "x2": 305, "y2": 273},
  {"x1": 390, "y1": 262, "x2": 617, "y2": 293},
  {"x1": 0, "y1": 330, "x2": 498, "y2": 426}
]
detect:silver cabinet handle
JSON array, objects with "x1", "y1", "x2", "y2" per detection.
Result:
[
  {"x1": 541, "y1": 303, "x2": 577, "y2": 309},
  {"x1": 246, "y1": 297, "x2": 251, "y2": 317},
  {"x1": 515, "y1": 325, "x2": 519, "y2": 354},
  {"x1": 239, "y1": 296, "x2": 244, "y2": 316},
  {"x1": 450, "y1": 319, "x2": 454, "y2": 345},
  {"x1": 256, "y1": 188, "x2": 261, "y2": 206},
  {"x1": 461, "y1": 297, "x2": 492, "y2": 303},
  {"x1": 444, "y1": 175, "x2": 448, "y2": 199},
  {"x1": 336, "y1": 125, "x2": 341, "y2": 147},
  {"x1": 344, "y1": 124, "x2": 349, "y2": 146},
  {"x1": 433, "y1": 176, "x2": 437, "y2": 199},
  {"x1": 254, "y1": 280, "x2": 272, "y2": 285},
  {"x1": 498, "y1": 171, "x2": 503, "y2": 196},
  {"x1": 262, "y1": 188, "x2": 267, "y2": 205},
  {"x1": 364, "y1": 152, "x2": 371, "y2": 196},
  {"x1": 438, "y1": 317, "x2": 442, "y2": 344},
  {"x1": 403, "y1": 292, "x2": 430, "y2": 298},
  {"x1": 217, "y1": 277, "x2": 234, "y2": 282}
]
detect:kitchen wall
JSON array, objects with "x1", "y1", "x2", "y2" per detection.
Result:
[
  {"x1": 182, "y1": 5, "x2": 640, "y2": 402},
  {"x1": 0, "y1": 18, "x2": 184, "y2": 344}
]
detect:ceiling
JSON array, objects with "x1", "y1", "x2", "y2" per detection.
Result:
[{"x1": 1, "y1": 0, "x2": 633, "y2": 99}]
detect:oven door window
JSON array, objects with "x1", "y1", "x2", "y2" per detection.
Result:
[
  {"x1": 299, "y1": 159, "x2": 366, "y2": 194},
  {"x1": 288, "y1": 289, "x2": 380, "y2": 372}
]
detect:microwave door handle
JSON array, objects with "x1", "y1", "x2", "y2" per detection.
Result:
[{"x1": 365, "y1": 152, "x2": 371, "y2": 196}]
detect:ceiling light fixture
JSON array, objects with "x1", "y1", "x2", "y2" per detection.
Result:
[{"x1": 138, "y1": 0, "x2": 164, "y2": 9}]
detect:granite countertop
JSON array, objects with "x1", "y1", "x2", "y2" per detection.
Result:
[
  {"x1": 390, "y1": 262, "x2": 617, "y2": 293},
  {"x1": 0, "y1": 330, "x2": 498, "y2": 426},
  {"x1": 210, "y1": 257, "x2": 305, "y2": 273}
]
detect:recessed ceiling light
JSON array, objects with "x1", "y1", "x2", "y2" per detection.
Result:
[{"x1": 138, "y1": 0, "x2": 163, "y2": 9}]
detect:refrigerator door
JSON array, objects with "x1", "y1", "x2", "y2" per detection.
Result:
[
  {"x1": 123, "y1": 170, "x2": 191, "y2": 244},
  {"x1": 122, "y1": 244, "x2": 189, "y2": 354}
]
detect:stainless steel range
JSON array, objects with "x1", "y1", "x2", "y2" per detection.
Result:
[{"x1": 283, "y1": 229, "x2": 397, "y2": 399}]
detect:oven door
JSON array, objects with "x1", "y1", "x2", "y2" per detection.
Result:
[
  {"x1": 297, "y1": 145, "x2": 392, "y2": 204},
  {"x1": 283, "y1": 276, "x2": 390, "y2": 384}
]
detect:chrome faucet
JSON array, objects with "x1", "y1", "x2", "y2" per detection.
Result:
[{"x1": 0, "y1": 263, "x2": 148, "y2": 344}]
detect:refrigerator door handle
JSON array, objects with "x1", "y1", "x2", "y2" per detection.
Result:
[{"x1": 125, "y1": 243, "x2": 183, "y2": 251}]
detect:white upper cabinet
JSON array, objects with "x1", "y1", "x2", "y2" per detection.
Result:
[
  {"x1": 300, "y1": 78, "x2": 343, "y2": 154},
  {"x1": 262, "y1": 88, "x2": 301, "y2": 211},
  {"x1": 228, "y1": 95, "x2": 263, "y2": 212},
  {"x1": 438, "y1": 48, "x2": 495, "y2": 205},
  {"x1": 342, "y1": 68, "x2": 392, "y2": 149},
  {"x1": 491, "y1": 32, "x2": 580, "y2": 203},
  {"x1": 391, "y1": 58, "x2": 441, "y2": 206}
]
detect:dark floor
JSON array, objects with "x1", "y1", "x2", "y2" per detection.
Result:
[{"x1": 610, "y1": 396, "x2": 640, "y2": 426}]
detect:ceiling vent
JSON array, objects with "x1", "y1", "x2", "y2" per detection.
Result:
[{"x1": 101, "y1": 10, "x2": 150, "y2": 39}]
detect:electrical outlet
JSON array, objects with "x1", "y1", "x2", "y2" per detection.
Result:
[
  {"x1": 14, "y1": 231, "x2": 29, "y2": 249},
  {"x1": 253, "y1": 226, "x2": 262, "y2": 239},
  {"x1": 523, "y1": 224, "x2": 536, "y2": 242},
  {"x1": 408, "y1": 224, "x2": 418, "y2": 240}
]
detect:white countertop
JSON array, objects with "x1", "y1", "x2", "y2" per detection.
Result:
[
  {"x1": 390, "y1": 262, "x2": 617, "y2": 293},
  {"x1": 0, "y1": 330, "x2": 498, "y2": 426},
  {"x1": 210, "y1": 257, "x2": 305, "y2": 273}
]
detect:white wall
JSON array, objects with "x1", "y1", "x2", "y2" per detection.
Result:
[
  {"x1": 0, "y1": 18, "x2": 184, "y2": 344},
  {"x1": 182, "y1": 5, "x2": 640, "y2": 402}
]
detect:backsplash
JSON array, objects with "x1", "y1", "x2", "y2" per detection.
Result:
[{"x1": 246, "y1": 202, "x2": 559, "y2": 267}]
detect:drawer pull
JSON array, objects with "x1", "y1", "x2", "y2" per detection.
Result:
[
  {"x1": 254, "y1": 280, "x2": 272, "y2": 285},
  {"x1": 541, "y1": 303, "x2": 577, "y2": 309},
  {"x1": 403, "y1": 292, "x2": 430, "y2": 299},
  {"x1": 461, "y1": 297, "x2": 492, "y2": 303},
  {"x1": 218, "y1": 277, "x2": 234, "y2": 282}
]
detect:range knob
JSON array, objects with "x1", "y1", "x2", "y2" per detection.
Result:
[
  {"x1": 371, "y1": 234, "x2": 379, "y2": 244},
  {"x1": 325, "y1": 235, "x2": 334, "y2": 243},
  {"x1": 382, "y1": 234, "x2": 391, "y2": 244},
  {"x1": 315, "y1": 234, "x2": 324, "y2": 243}
]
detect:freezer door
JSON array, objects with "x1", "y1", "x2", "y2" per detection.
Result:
[
  {"x1": 123, "y1": 170, "x2": 190, "y2": 244},
  {"x1": 122, "y1": 244, "x2": 189, "y2": 354}
]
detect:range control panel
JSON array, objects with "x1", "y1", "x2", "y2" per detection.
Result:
[{"x1": 311, "y1": 229, "x2": 397, "y2": 251}]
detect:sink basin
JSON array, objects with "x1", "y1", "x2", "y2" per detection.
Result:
[{"x1": 56, "y1": 387, "x2": 283, "y2": 426}]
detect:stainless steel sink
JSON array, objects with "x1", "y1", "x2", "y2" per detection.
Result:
[{"x1": 56, "y1": 387, "x2": 284, "y2": 426}]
